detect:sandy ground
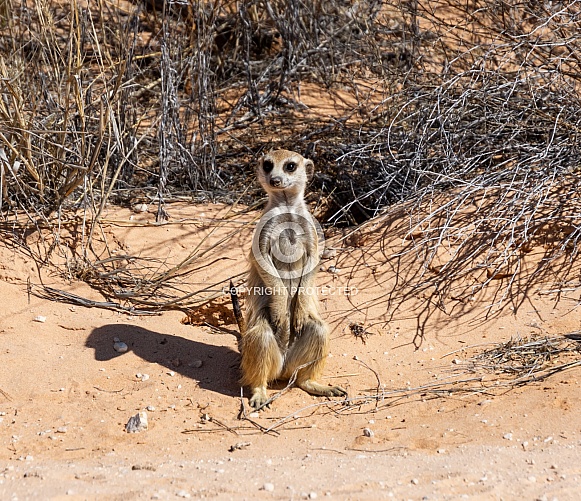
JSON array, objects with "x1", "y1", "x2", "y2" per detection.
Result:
[{"x1": 1, "y1": 203, "x2": 580, "y2": 500}]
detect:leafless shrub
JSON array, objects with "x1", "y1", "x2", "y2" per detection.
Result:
[
  {"x1": 1, "y1": 0, "x2": 580, "y2": 315},
  {"x1": 465, "y1": 334, "x2": 581, "y2": 383}
]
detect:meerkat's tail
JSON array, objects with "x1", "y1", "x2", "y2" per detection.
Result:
[{"x1": 229, "y1": 280, "x2": 247, "y2": 339}]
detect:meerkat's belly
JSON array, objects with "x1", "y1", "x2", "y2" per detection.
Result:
[{"x1": 272, "y1": 231, "x2": 311, "y2": 292}]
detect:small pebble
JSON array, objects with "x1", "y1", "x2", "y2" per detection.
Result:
[
  {"x1": 113, "y1": 342, "x2": 128, "y2": 353},
  {"x1": 176, "y1": 490, "x2": 191, "y2": 499},
  {"x1": 113, "y1": 337, "x2": 120, "y2": 343},
  {"x1": 362, "y1": 428, "x2": 374, "y2": 438},
  {"x1": 309, "y1": 493, "x2": 318, "y2": 499},
  {"x1": 327, "y1": 266, "x2": 339, "y2": 273},
  {"x1": 146, "y1": 405, "x2": 156, "y2": 412},
  {"x1": 125, "y1": 411, "x2": 148, "y2": 433},
  {"x1": 249, "y1": 412, "x2": 259, "y2": 418},
  {"x1": 33, "y1": 315, "x2": 46, "y2": 323},
  {"x1": 263, "y1": 483, "x2": 275, "y2": 492},
  {"x1": 411, "y1": 478, "x2": 419, "y2": 485},
  {"x1": 56, "y1": 427, "x2": 67, "y2": 434},
  {"x1": 133, "y1": 203, "x2": 149, "y2": 213},
  {"x1": 503, "y1": 433, "x2": 513, "y2": 440},
  {"x1": 141, "y1": 374, "x2": 150, "y2": 382},
  {"x1": 168, "y1": 371, "x2": 176, "y2": 377},
  {"x1": 190, "y1": 360, "x2": 203, "y2": 368}
]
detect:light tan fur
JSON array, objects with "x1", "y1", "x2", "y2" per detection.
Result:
[{"x1": 239, "y1": 150, "x2": 347, "y2": 409}]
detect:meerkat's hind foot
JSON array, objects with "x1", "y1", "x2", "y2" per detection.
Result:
[
  {"x1": 298, "y1": 380, "x2": 348, "y2": 399},
  {"x1": 248, "y1": 386, "x2": 270, "y2": 410}
]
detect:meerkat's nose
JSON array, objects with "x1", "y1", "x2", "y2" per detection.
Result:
[{"x1": 270, "y1": 176, "x2": 282, "y2": 187}]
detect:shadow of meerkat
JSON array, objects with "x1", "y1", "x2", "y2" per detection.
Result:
[{"x1": 86, "y1": 324, "x2": 240, "y2": 398}]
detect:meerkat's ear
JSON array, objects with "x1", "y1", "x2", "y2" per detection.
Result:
[
  {"x1": 304, "y1": 159, "x2": 314, "y2": 182},
  {"x1": 256, "y1": 156, "x2": 264, "y2": 175}
]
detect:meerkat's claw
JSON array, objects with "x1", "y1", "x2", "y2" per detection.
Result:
[
  {"x1": 249, "y1": 387, "x2": 269, "y2": 410},
  {"x1": 298, "y1": 380, "x2": 347, "y2": 399},
  {"x1": 328, "y1": 385, "x2": 348, "y2": 398}
]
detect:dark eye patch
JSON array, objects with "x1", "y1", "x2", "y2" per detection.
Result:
[
  {"x1": 285, "y1": 162, "x2": 297, "y2": 172},
  {"x1": 263, "y1": 159, "x2": 274, "y2": 173}
]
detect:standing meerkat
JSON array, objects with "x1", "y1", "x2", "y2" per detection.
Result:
[{"x1": 234, "y1": 149, "x2": 347, "y2": 410}]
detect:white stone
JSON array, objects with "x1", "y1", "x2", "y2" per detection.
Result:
[
  {"x1": 125, "y1": 411, "x2": 148, "y2": 433},
  {"x1": 133, "y1": 203, "x2": 149, "y2": 213},
  {"x1": 113, "y1": 342, "x2": 128, "y2": 353}
]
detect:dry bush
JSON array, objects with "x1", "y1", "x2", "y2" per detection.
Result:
[{"x1": 0, "y1": 0, "x2": 580, "y2": 313}]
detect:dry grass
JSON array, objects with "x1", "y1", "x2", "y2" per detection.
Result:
[
  {"x1": 1, "y1": 0, "x2": 580, "y2": 316},
  {"x1": 461, "y1": 333, "x2": 581, "y2": 384},
  {"x1": 233, "y1": 333, "x2": 581, "y2": 433}
]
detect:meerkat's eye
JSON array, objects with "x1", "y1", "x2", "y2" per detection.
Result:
[
  {"x1": 263, "y1": 160, "x2": 274, "y2": 173},
  {"x1": 285, "y1": 162, "x2": 297, "y2": 172}
]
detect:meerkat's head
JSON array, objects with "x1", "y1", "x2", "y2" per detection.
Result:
[{"x1": 257, "y1": 150, "x2": 314, "y2": 199}]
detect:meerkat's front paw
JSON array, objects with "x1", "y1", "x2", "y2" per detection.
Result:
[
  {"x1": 249, "y1": 387, "x2": 270, "y2": 410},
  {"x1": 292, "y1": 308, "x2": 308, "y2": 334},
  {"x1": 271, "y1": 313, "x2": 289, "y2": 332}
]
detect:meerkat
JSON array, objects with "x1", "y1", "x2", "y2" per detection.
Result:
[{"x1": 233, "y1": 149, "x2": 347, "y2": 410}]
